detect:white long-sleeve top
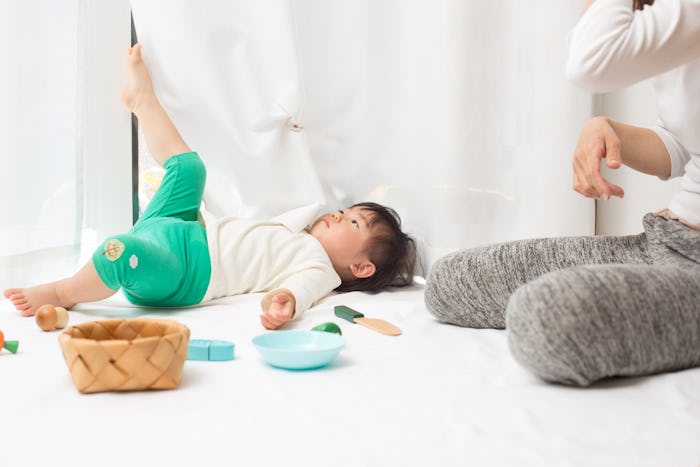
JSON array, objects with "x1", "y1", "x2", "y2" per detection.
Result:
[
  {"x1": 566, "y1": 0, "x2": 700, "y2": 224},
  {"x1": 198, "y1": 207, "x2": 341, "y2": 318}
]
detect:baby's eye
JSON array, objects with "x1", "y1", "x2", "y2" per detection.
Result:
[
  {"x1": 339, "y1": 210, "x2": 344, "y2": 214},
  {"x1": 351, "y1": 220, "x2": 359, "y2": 229}
]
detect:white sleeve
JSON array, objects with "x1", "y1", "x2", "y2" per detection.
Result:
[
  {"x1": 566, "y1": 0, "x2": 700, "y2": 92},
  {"x1": 279, "y1": 267, "x2": 341, "y2": 319},
  {"x1": 650, "y1": 125, "x2": 692, "y2": 180}
]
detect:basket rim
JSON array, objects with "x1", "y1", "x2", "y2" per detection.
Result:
[{"x1": 60, "y1": 317, "x2": 189, "y2": 343}]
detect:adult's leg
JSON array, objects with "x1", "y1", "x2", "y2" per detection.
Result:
[
  {"x1": 424, "y1": 234, "x2": 649, "y2": 328},
  {"x1": 506, "y1": 263, "x2": 700, "y2": 386},
  {"x1": 507, "y1": 214, "x2": 700, "y2": 385}
]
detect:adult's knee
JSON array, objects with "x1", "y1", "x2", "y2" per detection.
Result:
[
  {"x1": 508, "y1": 265, "x2": 700, "y2": 386},
  {"x1": 505, "y1": 269, "x2": 612, "y2": 386},
  {"x1": 424, "y1": 253, "x2": 460, "y2": 322},
  {"x1": 425, "y1": 249, "x2": 506, "y2": 328}
]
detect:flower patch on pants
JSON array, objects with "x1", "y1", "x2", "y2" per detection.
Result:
[{"x1": 102, "y1": 239, "x2": 125, "y2": 261}]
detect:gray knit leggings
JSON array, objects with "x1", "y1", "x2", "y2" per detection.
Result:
[{"x1": 424, "y1": 213, "x2": 700, "y2": 386}]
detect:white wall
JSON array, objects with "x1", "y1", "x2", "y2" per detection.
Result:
[{"x1": 594, "y1": 82, "x2": 681, "y2": 235}]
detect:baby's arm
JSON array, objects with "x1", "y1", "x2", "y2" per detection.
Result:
[
  {"x1": 258, "y1": 263, "x2": 341, "y2": 329},
  {"x1": 260, "y1": 289, "x2": 296, "y2": 330}
]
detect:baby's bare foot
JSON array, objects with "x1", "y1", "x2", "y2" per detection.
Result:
[
  {"x1": 121, "y1": 43, "x2": 156, "y2": 115},
  {"x1": 3, "y1": 284, "x2": 74, "y2": 317}
]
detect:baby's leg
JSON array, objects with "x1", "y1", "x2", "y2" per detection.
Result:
[
  {"x1": 121, "y1": 43, "x2": 190, "y2": 166},
  {"x1": 424, "y1": 233, "x2": 649, "y2": 328},
  {"x1": 91, "y1": 232, "x2": 192, "y2": 307},
  {"x1": 3, "y1": 261, "x2": 117, "y2": 316}
]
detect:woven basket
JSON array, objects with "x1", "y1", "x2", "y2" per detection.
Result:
[{"x1": 59, "y1": 318, "x2": 190, "y2": 394}]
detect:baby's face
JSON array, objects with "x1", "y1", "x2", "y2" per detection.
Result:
[{"x1": 308, "y1": 206, "x2": 375, "y2": 279}]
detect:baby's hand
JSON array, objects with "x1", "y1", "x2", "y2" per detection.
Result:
[{"x1": 260, "y1": 290, "x2": 296, "y2": 330}]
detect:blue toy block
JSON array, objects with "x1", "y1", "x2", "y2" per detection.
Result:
[
  {"x1": 209, "y1": 340, "x2": 235, "y2": 361},
  {"x1": 187, "y1": 339, "x2": 235, "y2": 361},
  {"x1": 187, "y1": 340, "x2": 211, "y2": 361}
]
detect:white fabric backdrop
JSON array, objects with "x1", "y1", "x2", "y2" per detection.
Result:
[
  {"x1": 293, "y1": 1, "x2": 594, "y2": 269},
  {"x1": 132, "y1": 0, "x2": 594, "y2": 273},
  {"x1": 0, "y1": 1, "x2": 595, "y2": 288}
]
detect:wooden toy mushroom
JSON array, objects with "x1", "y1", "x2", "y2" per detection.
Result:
[{"x1": 35, "y1": 304, "x2": 69, "y2": 332}]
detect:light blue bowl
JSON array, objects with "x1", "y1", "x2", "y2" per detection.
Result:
[{"x1": 252, "y1": 330, "x2": 345, "y2": 370}]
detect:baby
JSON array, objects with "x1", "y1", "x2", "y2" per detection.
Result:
[{"x1": 3, "y1": 44, "x2": 416, "y2": 329}]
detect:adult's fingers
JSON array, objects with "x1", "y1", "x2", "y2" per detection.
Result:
[
  {"x1": 573, "y1": 154, "x2": 602, "y2": 198},
  {"x1": 585, "y1": 136, "x2": 613, "y2": 199},
  {"x1": 573, "y1": 159, "x2": 624, "y2": 199},
  {"x1": 602, "y1": 125, "x2": 622, "y2": 169}
]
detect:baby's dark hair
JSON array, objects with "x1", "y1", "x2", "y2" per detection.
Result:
[
  {"x1": 633, "y1": 0, "x2": 654, "y2": 9},
  {"x1": 336, "y1": 202, "x2": 417, "y2": 293}
]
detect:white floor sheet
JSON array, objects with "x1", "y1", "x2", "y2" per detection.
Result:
[{"x1": 2, "y1": 286, "x2": 699, "y2": 467}]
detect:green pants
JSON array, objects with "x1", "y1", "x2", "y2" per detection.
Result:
[{"x1": 92, "y1": 152, "x2": 211, "y2": 307}]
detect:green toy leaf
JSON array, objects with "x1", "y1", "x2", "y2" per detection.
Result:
[{"x1": 3, "y1": 340, "x2": 19, "y2": 354}]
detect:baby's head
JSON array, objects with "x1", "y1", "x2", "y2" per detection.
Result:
[{"x1": 308, "y1": 202, "x2": 416, "y2": 292}]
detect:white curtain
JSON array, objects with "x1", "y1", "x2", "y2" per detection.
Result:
[
  {"x1": 131, "y1": 0, "x2": 325, "y2": 222},
  {"x1": 1, "y1": 1, "x2": 594, "y2": 289},
  {"x1": 130, "y1": 1, "x2": 594, "y2": 273},
  {"x1": 0, "y1": 0, "x2": 131, "y2": 290},
  {"x1": 0, "y1": 0, "x2": 80, "y2": 288},
  {"x1": 293, "y1": 1, "x2": 594, "y2": 269}
]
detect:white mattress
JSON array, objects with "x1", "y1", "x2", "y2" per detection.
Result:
[{"x1": 3, "y1": 285, "x2": 700, "y2": 467}]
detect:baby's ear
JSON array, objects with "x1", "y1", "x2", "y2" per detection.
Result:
[{"x1": 350, "y1": 261, "x2": 376, "y2": 279}]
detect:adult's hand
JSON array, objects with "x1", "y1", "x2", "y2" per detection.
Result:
[{"x1": 572, "y1": 116, "x2": 625, "y2": 200}]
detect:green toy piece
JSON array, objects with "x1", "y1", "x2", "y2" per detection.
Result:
[
  {"x1": 3, "y1": 340, "x2": 19, "y2": 354},
  {"x1": 334, "y1": 305, "x2": 364, "y2": 321},
  {"x1": 312, "y1": 322, "x2": 343, "y2": 335},
  {"x1": 0, "y1": 329, "x2": 19, "y2": 354}
]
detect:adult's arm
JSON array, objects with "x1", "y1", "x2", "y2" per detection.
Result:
[
  {"x1": 567, "y1": 0, "x2": 700, "y2": 92},
  {"x1": 573, "y1": 116, "x2": 671, "y2": 199}
]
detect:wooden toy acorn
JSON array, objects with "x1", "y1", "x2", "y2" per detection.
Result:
[
  {"x1": 35, "y1": 304, "x2": 69, "y2": 332},
  {"x1": 0, "y1": 329, "x2": 19, "y2": 354}
]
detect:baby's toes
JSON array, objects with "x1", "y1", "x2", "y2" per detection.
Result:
[{"x1": 3, "y1": 288, "x2": 19, "y2": 299}]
